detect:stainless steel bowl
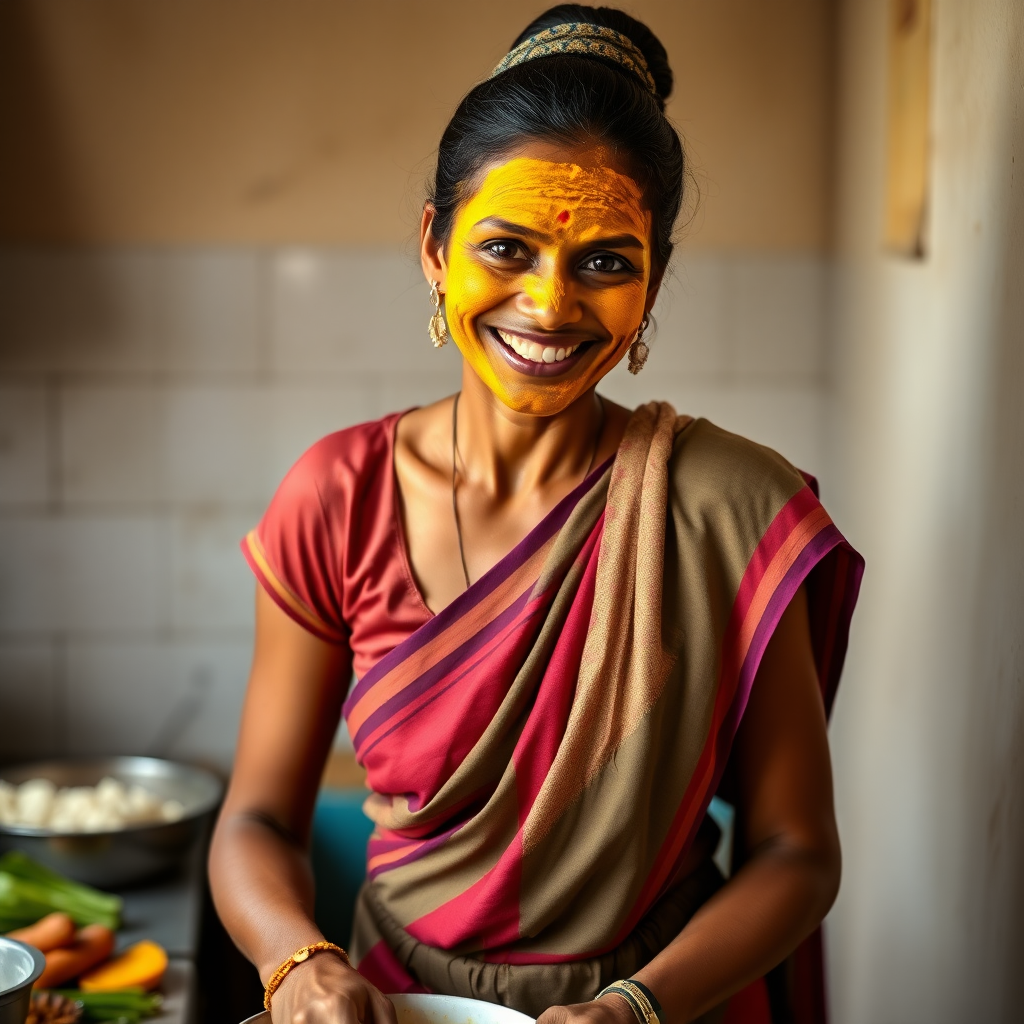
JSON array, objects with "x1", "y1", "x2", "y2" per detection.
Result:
[
  {"x1": 0, "y1": 937, "x2": 45, "y2": 1024},
  {"x1": 0, "y1": 756, "x2": 223, "y2": 888}
]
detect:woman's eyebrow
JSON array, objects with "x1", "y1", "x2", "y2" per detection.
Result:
[
  {"x1": 473, "y1": 218, "x2": 645, "y2": 251},
  {"x1": 474, "y1": 217, "x2": 548, "y2": 241},
  {"x1": 591, "y1": 234, "x2": 645, "y2": 249}
]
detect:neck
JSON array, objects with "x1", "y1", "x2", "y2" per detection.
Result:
[{"x1": 455, "y1": 364, "x2": 604, "y2": 499}]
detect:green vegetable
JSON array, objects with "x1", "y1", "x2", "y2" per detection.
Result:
[
  {"x1": 0, "y1": 852, "x2": 121, "y2": 929},
  {"x1": 53, "y1": 988, "x2": 163, "y2": 1023}
]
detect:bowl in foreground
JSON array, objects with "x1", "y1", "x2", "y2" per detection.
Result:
[
  {"x1": 0, "y1": 937, "x2": 45, "y2": 1024},
  {"x1": 239, "y1": 992, "x2": 535, "y2": 1024}
]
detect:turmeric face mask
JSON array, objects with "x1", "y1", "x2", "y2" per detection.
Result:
[{"x1": 440, "y1": 156, "x2": 653, "y2": 415}]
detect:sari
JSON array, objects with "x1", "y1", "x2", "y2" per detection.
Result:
[{"x1": 342, "y1": 403, "x2": 863, "y2": 1018}]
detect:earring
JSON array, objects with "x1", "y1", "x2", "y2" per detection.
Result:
[
  {"x1": 627, "y1": 317, "x2": 650, "y2": 374},
  {"x1": 428, "y1": 281, "x2": 448, "y2": 348}
]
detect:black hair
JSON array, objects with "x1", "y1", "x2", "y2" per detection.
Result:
[{"x1": 427, "y1": 4, "x2": 685, "y2": 272}]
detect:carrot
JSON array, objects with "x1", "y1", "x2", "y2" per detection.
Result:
[
  {"x1": 79, "y1": 939, "x2": 167, "y2": 992},
  {"x1": 6, "y1": 912, "x2": 76, "y2": 952},
  {"x1": 34, "y1": 923, "x2": 116, "y2": 989}
]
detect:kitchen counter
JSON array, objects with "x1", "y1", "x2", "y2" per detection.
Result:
[{"x1": 108, "y1": 836, "x2": 207, "y2": 1024}]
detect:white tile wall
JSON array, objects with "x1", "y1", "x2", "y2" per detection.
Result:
[
  {"x1": 61, "y1": 384, "x2": 160, "y2": 504},
  {"x1": 170, "y1": 510, "x2": 259, "y2": 632},
  {"x1": 0, "y1": 515, "x2": 168, "y2": 634},
  {"x1": 153, "y1": 251, "x2": 262, "y2": 375},
  {"x1": 0, "y1": 251, "x2": 156, "y2": 374},
  {"x1": 0, "y1": 246, "x2": 829, "y2": 773},
  {"x1": 270, "y1": 249, "x2": 451, "y2": 375},
  {"x1": 729, "y1": 255, "x2": 826, "y2": 380},
  {"x1": 0, "y1": 385, "x2": 49, "y2": 505},
  {"x1": 652, "y1": 255, "x2": 731, "y2": 377},
  {"x1": 0, "y1": 641, "x2": 61, "y2": 760},
  {"x1": 65, "y1": 639, "x2": 252, "y2": 768}
]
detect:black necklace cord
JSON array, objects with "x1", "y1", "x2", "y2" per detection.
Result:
[
  {"x1": 452, "y1": 393, "x2": 472, "y2": 590},
  {"x1": 451, "y1": 391, "x2": 606, "y2": 592}
]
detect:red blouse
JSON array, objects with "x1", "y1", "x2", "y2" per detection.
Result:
[{"x1": 242, "y1": 412, "x2": 432, "y2": 680}]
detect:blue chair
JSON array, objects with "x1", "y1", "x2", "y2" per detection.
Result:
[{"x1": 310, "y1": 789, "x2": 374, "y2": 947}]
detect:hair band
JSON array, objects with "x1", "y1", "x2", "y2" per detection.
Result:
[{"x1": 489, "y1": 22, "x2": 658, "y2": 96}]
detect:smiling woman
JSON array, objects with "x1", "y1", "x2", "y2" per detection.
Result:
[
  {"x1": 431, "y1": 150, "x2": 652, "y2": 412},
  {"x1": 208, "y1": 6, "x2": 863, "y2": 1024}
]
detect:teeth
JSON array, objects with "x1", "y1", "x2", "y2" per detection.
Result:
[{"x1": 496, "y1": 329, "x2": 581, "y2": 364}]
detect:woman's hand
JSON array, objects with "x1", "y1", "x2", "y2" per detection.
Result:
[
  {"x1": 269, "y1": 954, "x2": 397, "y2": 1024},
  {"x1": 537, "y1": 996, "x2": 636, "y2": 1024}
]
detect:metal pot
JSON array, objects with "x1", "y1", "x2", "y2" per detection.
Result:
[
  {"x1": 0, "y1": 938, "x2": 45, "y2": 1024},
  {"x1": 0, "y1": 756, "x2": 223, "y2": 888}
]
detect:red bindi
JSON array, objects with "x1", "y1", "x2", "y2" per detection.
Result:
[{"x1": 557, "y1": 210, "x2": 570, "y2": 224}]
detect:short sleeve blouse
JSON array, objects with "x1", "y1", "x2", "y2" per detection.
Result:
[{"x1": 241, "y1": 412, "x2": 432, "y2": 680}]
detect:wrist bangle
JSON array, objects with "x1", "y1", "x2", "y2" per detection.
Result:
[
  {"x1": 598, "y1": 979, "x2": 662, "y2": 1024},
  {"x1": 623, "y1": 979, "x2": 662, "y2": 1021},
  {"x1": 263, "y1": 941, "x2": 350, "y2": 1011}
]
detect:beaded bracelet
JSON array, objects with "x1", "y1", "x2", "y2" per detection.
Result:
[
  {"x1": 263, "y1": 941, "x2": 350, "y2": 1011},
  {"x1": 597, "y1": 978, "x2": 663, "y2": 1024}
]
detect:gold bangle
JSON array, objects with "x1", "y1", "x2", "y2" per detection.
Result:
[
  {"x1": 597, "y1": 980, "x2": 661, "y2": 1024},
  {"x1": 263, "y1": 941, "x2": 351, "y2": 1011}
]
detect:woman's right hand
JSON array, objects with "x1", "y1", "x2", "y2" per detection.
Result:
[{"x1": 269, "y1": 954, "x2": 397, "y2": 1024}]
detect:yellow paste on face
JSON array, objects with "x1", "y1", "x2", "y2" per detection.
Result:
[{"x1": 441, "y1": 157, "x2": 653, "y2": 414}]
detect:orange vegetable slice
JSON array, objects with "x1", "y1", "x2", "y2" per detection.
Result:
[{"x1": 78, "y1": 939, "x2": 168, "y2": 992}]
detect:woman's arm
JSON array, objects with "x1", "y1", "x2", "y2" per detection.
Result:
[
  {"x1": 209, "y1": 587, "x2": 396, "y2": 1024},
  {"x1": 540, "y1": 584, "x2": 841, "y2": 1024}
]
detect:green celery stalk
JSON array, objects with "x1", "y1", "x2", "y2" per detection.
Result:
[
  {"x1": 0, "y1": 872, "x2": 58, "y2": 928},
  {"x1": 53, "y1": 989, "x2": 163, "y2": 1023},
  {"x1": 0, "y1": 852, "x2": 122, "y2": 918},
  {"x1": 0, "y1": 871, "x2": 119, "y2": 929}
]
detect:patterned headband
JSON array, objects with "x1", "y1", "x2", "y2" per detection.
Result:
[{"x1": 489, "y1": 22, "x2": 658, "y2": 96}]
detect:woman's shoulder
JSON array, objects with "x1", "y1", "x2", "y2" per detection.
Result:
[
  {"x1": 260, "y1": 409, "x2": 408, "y2": 543},
  {"x1": 284, "y1": 410, "x2": 405, "y2": 491},
  {"x1": 670, "y1": 416, "x2": 813, "y2": 511}
]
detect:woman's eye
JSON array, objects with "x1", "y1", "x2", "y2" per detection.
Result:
[
  {"x1": 482, "y1": 240, "x2": 527, "y2": 261},
  {"x1": 583, "y1": 253, "x2": 630, "y2": 273}
]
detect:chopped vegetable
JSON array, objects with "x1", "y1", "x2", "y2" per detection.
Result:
[
  {"x1": 0, "y1": 852, "x2": 121, "y2": 930},
  {"x1": 6, "y1": 911, "x2": 77, "y2": 951},
  {"x1": 53, "y1": 988, "x2": 163, "y2": 1024},
  {"x1": 79, "y1": 940, "x2": 167, "y2": 993},
  {"x1": 36, "y1": 924, "x2": 116, "y2": 989}
]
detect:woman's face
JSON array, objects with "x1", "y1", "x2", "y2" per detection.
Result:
[{"x1": 422, "y1": 142, "x2": 659, "y2": 416}]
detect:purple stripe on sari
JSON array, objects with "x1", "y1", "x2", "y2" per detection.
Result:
[
  {"x1": 351, "y1": 584, "x2": 537, "y2": 751},
  {"x1": 344, "y1": 455, "x2": 613, "y2": 714}
]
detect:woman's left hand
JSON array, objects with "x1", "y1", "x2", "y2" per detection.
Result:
[{"x1": 537, "y1": 996, "x2": 637, "y2": 1024}]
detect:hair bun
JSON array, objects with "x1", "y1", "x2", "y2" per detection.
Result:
[{"x1": 510, "y1": 4, "x2": 674, "y2": 108}]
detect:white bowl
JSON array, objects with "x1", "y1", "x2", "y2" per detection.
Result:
[
  {"x1": 240, "y1": 992, "x2": 535, "y2": 1024},
  {"x1": 0, "y1": 937, "x2": 46, "y2": 1024},
  {"x1": 393, "y1": 994, "x2": 534, "y2": 1024}
]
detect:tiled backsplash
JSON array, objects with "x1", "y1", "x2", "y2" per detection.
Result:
[{"x1": 0, "y1": 247, "x2": 829, "y2": 771}]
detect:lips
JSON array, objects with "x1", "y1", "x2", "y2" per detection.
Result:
[
  {"x1": 487, "y1": 326, "x2": 593, "y2": 377},
  {"x1": 496, "y1": 329, "x2": 583, "y2": 365}
]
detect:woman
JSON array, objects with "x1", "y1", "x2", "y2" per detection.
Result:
[{"x1": 209, "y1": 7, "x2": 863, "y2": 1024}]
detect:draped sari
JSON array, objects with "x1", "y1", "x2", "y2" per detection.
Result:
[{"x1": 340, "y1": 403, "x2": 863, "y2": 1017}]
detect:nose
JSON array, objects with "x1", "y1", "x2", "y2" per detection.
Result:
[{"x1": 518, "y1": 261, "x2": 581, "y2": 329}]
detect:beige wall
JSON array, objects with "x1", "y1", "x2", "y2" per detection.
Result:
[
  {"x1": 825, "y1": 0, "x2": 1024, "y2": 1020},
  {"x1": 0, "y1": 0, "x2": 834, "y2": 250}
]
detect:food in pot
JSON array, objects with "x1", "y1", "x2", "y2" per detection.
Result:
[{"x1": 0, "y1": 777, "x2": 184, "y2": 832}]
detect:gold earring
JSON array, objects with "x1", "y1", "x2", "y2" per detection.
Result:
[
  {"x1": 627, "y1": 317, "x2": 650, "y2": 374},
  {"x1": 428, "y1": 281, "x2": 448, "y2": 348}
]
